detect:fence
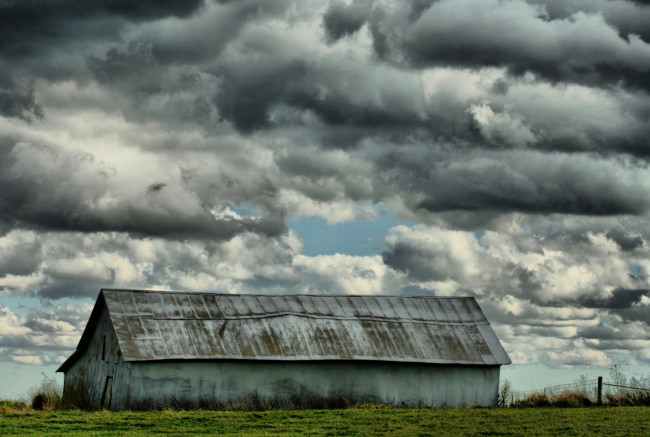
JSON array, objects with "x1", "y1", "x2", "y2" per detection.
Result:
[{"x1": 508, "y1": 377, "x2": 650, "y2": 406}]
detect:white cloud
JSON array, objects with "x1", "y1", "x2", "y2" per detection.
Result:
[
  {"x1": 544, "y1": 345, "x2": 614, "y2": 369},
  {"x1": 293, "y1": 253, "x2": 404, "y2": 295},
  {"x1": 278, "y1": 190, "x2": 380, "y2": 223},
  {"x1": 0, "y1": 304, "x2": 30, "y2": 337}
]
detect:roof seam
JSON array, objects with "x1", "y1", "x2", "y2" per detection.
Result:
[{"x1": 120, "y1": 357, "x2": 491, "y2": 365}]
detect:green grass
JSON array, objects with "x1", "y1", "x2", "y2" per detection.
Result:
[{"x1": 1, "y1": 407, "x2": 649, "y2": 436}]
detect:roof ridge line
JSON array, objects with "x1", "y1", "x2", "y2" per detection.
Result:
[
  {"x1": 101, "y1": 288, "x2": 470, "y2": 299},
  {"x1": 149, "y1": 312, "x2": 489, "y2": 325}
]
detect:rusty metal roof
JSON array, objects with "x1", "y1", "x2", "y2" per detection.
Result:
[{"x1": 59, "y1": 289, "x2": 511, "y2": 371}]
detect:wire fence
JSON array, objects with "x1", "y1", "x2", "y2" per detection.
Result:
[{"x1": 508, "y1": 378, "x2": 650, "y2": 406}]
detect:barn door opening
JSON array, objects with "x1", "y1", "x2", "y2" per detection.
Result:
[{"x1": 101, "y1": 376, "x2": 113, "y2": 409}]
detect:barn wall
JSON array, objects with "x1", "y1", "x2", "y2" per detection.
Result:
[
  {"x1": 117, "y1": 360, "x2": 500, "y2": 409},
  {"x1": 62, "y1": 306, "x2": 124, "y2": 409}
]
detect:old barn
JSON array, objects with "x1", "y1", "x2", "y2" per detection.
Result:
[{"x1": 57, "y1": 289, "x2": 510, "y2": 409}]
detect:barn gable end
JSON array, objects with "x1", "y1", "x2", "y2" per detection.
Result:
[
  {"x1": 59, "y1": 289, "x2": 510, "y2": 409},
  {"x1": 57, "y1": 294, "x2": 123, "y2": 409}
]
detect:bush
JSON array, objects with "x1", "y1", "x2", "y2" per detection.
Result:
[
  {"x1": 498, "y1": 380, "x2": 511, "y2": 407},
  {"x1": 29, "y1": 374, "x2": 63, "y2": 411}
]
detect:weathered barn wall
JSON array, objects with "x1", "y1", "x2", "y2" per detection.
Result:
[
  {"x1": 114, "y1": 360, "x2": 500, "y2": 409},
  {"x1": 62, "y1": 305, "x2": 124, "y2": 409}
]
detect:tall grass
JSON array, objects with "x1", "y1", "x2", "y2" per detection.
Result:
[
  {"x1": 0, "y1": 399, "x2": 29, "y2": 415},
  {"x1": 28, "y1": 373, "x2": 62, "y2": 411},
  {"x1": 605, "y1": 391, "x2": 650, "y2": 407},
  {"x1": 512, "y1": 390, "x2": 650, "y2": 408},
  {"x1": 128, "y1": 392, "x2": 360, "y2": 411}
]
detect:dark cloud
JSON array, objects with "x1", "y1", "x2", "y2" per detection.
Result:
[
  {"x1": 394, "y1": 151, "x2": 650, "y2": 217},
  {"x1": 579, "y1": 288, "x2": 650, "y2": 309},
  {"x1": 580, "y1": 322, "x2": 650, "y2": 341},
  {"x1": 510, "y1": 265, "x2": 543, "y2": 294},
  {"x1": 382, "y1": 242, "x2": 440, "y2": 281},
  {"x1": 606, "y1": 228, "x2": 645, "y2": 251},
  {"x1": 367, "y1": 0, "x2": 650, "y2": 91},
  {"x1": 5, "y1": 199, "x2": 285, "y2": 240},
  {"x1": 2, "y1": 0, "x2": 648, "y2": 226},
  {"x1": 0, "y1": 0, "x2": 205, "y2": 54},
  {"x1": 23, "y1": 305, "x2": 90, "y2": 334},
  {"x1": 215, "y1": 59, "x2": 311, "y2": 132},
  {"x1": 383, "y1": 234, "x2": 543, "y2": 294},
  {"x1": 0, "y1": 239, "x2": 42, "y2": 277},
  {"x1": 209, "y1": 54, "x2": 650, "y2": 160},
  {"x1": 92, "y1": 0, "x2": 206, "y2": 19},
  {"x1": 147, "y1": 182, "x2": 168, "y2": 194},
  {"x1": 533, "y1": 0, "x2": 650, "y2": 43},
  {"x1": 0, "y1": 80, "x2": 43, "y2": 121},
  {"x1": 139, "y1": 0, "x2": 293, "y2": 66},
  {"x1": 71, "y1": 1, "x2": 650, "y2": 161},
  {"x1": 615, "y1": 305, "x2": 650, "y2": 324},
  {"x1": 323, "y1": 0, "x2": 372, "y2": 42},
  {"x1": 36, "y1": 280, "x2": 101, "y2": 300},
  {"x1": 1, "y1": 0, "x2": 650, "y2": 372},
  {"x1": 0, "y1": 141, "x2": 285, "y2": 239},
  {"x1": 87, "y1": 42, "x2": 159, "y2": 85},
  {"x1": 417, "y1": 183, "x2": 643, "y2": 216}
]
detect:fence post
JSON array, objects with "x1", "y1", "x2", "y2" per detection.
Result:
[{"x1": 597, "y1": 376, "x2": 603, "y2": 405}]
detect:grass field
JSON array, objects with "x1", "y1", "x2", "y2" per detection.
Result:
[{"x1": 1, "y1": 407, "x2": 649, "y2": 436}]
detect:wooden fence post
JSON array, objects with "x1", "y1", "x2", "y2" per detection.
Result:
[{"x1": 597, "y1": 376, "x2": 603, "y2": 405}]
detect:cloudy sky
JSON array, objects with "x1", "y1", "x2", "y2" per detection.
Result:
[{"x1": 2, "y1": 0, "x2": 650, "y2": 397}]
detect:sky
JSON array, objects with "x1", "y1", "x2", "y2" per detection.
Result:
[{"x1": 1, "y1": 0, "x2": 650, "y2": 398}]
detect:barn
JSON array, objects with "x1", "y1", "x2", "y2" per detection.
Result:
[{"x1": 57, "y1": 288, "x2": 510, "y2": 409}]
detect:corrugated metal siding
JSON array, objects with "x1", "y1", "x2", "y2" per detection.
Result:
[{"x1": 101, "y1": 289, "x2": 510, "y2": 365}]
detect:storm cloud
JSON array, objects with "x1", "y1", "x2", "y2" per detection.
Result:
[
  {"x1": 365, "y1": 0, "x2": 650, "y2": 90},
  {"x1": 1, "y1": 0, "x2": 650, "y2": 377}
]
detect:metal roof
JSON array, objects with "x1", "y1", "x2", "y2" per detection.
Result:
[{"x1": 58, "y1": 289, "x2": 510, "y2": 371}]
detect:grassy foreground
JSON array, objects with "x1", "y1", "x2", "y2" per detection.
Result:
[{"x1": 1, "y1": 407, "x2": 649, "y2": 436}]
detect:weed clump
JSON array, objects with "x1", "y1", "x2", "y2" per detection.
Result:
[
  {"x1": 29, "y1": 373, "x2": 62, "y2": 411},
  {"x1": 497, "y1": 380, "x2": 512, "y2": 407},
  {"x1": 516, "y1": 393, "x2": 550, "y2": 408},
  {"x1": 552, "y1": 391, "x2": 592, "y2": 408},
  {"x1": 353, "y1": 403, "x2": 393, "y2": 409},
  {"x1": 605, "y1": 391, "x2": 650, "y2": 407},
  {"x1": 0, "y1": 400, "x2": 29, "y2": 415},
  {"x1": 512, "y1": 389, "x2": 650, "y2": 408},
  {"x1": 513, "y1": 391, "x2": 593, "y2": 408}
]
